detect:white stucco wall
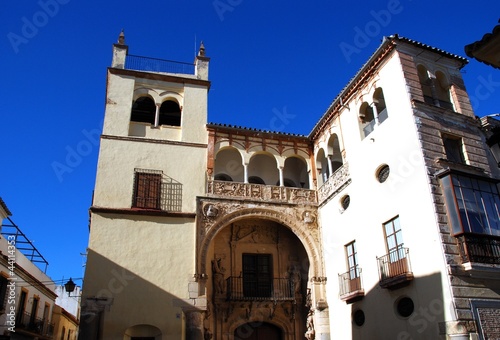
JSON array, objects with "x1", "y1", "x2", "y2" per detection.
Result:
[{"x1": 320, "y1": 51, "x2": 455, "y2": 339}]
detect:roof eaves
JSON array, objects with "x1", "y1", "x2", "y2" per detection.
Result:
[
  {"x1": 207, "y1": 122, "x2": 308, "y2": 138},
  {"x1": 0, "y1": 197, "x2": 12, "y2": 216},
  {"x1": 308, "y1": 34, "x2": 468, "y2": 140}
]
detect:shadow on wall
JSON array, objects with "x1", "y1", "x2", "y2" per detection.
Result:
[
  {"x1": 79, "y1": 249, "x2": 201, "y2": 340},
  {"x1": 350, "y1": 272, "x2": 446, "y2": 340}
]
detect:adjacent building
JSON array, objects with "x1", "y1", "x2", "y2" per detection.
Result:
[
  {"x1": 80, "y1": 31, "x2": 500, "y2": 339},
  {"x1": 0, "y1": 199, "x2": 57, "y2": 340}
]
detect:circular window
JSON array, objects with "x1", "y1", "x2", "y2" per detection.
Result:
[
  {"x1": 353, "y1": 309, "x2": 365, "y2": 326},
  {"x1": 376, "y1": 164, "x2": 390, "y2": 183},
  {"x1": 341, "y1": 195, "x2": 350, "y2": 210},
  {"x1": 396, "y1": 297, "x2": 414, "y2": 317}
]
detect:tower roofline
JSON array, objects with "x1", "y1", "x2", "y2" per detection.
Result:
[{"x1": 308, "y1": 34, "x2": 468, "y2": 141}]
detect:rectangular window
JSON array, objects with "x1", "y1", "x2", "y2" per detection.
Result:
[
  {"x1": 133, "y1": 169, "x2": 162, "y2": 209},
  {"x1": 383, "y1": 216, "x2": 405, "y2": 261},
  {"x1": 0, "y1": 276, "x2": 8, "y2": 311},
  {"x1": 443, "y1": 134, "x2": 466, "y2": 164},
  {"x1": 132, "y1": 169, "x2": 183, "y2": 211},
  {"x1": 16, "y1": 290, "x2": 27, "y2": 325},
  {"x1": 242, "y1": 254, "x2": 272, "y2": 298},
  {"x1": 440, "y1": 173, "x2": 500, "y2": 236},
  {"x1": 345, "y1": 242, "x2": 359, "y2": 279}
]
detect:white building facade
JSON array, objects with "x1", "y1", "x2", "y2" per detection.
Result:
[{"x1": 80, "y1": 33, "x2": 500, "y2": 339}]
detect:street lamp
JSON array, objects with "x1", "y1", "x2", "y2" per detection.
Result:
[{"x1": 64, "y1": 278, "x2": 77, "y2": 297}]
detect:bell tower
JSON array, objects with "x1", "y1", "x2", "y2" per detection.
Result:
[{"x1": 80, "y1": 31, "x2": 211, "y2": 339}]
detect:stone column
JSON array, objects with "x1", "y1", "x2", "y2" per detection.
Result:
[
  {"x1": 243, "y1": 164, "x2": 249, "y2": 183},
  {"x1": 371, "y1": 102, "x2": 380, "y2": 127},
  {"x1": 310, "y1": 277, "x2": 330, "y2": 340},
  {"x1": 154, "y1": 103, "x2": 161, "y2": 127},
  {"x1": 186, "y1": 310, "x2": 204, "y2": 340}
]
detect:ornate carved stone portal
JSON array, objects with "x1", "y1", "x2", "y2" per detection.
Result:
[{"x1": 196, "y1": 197, "x2": 327, "y2": 340}]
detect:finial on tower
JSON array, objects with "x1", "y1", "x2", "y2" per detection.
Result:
[
  {"x1": 118, "y1": 29, "x2": 125, "y2": 45},
  {"x1": 112, "y1": 29, "x2": 128, "y2": 68},
  {"x1": 195, "y1": 41, "x2": 210, "y2": 80},
  {"x1": 198, "y1": 41, "x2": 205, "y2": 57}
]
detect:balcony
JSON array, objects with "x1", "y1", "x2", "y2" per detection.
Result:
[
  {"x1": 125, "y1": 54, "x2": 195, "y2": 75},
  {"x1": 457, "y1": 233, "x2": 500, "y2": 265},
  {"x1": 317, "y1": 163, "x2": 351, "y2": 204},
  {"x1": 207, "y1": 180, "x2": 317, "y2": 205},
  {"x1": 226, "y1": 277, "x2": 295, "y2": 301},
  {"x1": 338, "y1": 269, "x2": 364, "y2": 304},
  {"x1": 377, "y1": 248, "x2": 414, "y2": 289},
  {"x1": 16, "y1": 311, "x2": 54, "y2": 338}
]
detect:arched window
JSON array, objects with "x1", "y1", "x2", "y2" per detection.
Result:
[
  {"x1": 159, "y1": 100, "x2": 181, "y2": 126},
  {"x1": 214, "y1": 148, "x2": 244, "y2": 183},
  {"x1": 435, "y1": 71, "x2": 453, "y2": 110},
  {"x1": 328, "y1": 134, "x2": 343, "y2": 173},
  {"x1": 282, "y1": 156, "x2": 309, "y2": 188},
  {"x1": 373, "y1": 88, "x2": 388, "y2": 124},
  {"x1": 247, "y1": 153, "x2": 279, "y2": 185},
  {"x1": 131, "y1": 96, "x2": 156, "y2": 124},
  {"x1": 417, "y1": 65, "x2": 454, "y2": 110},
  {"x1": 316, "y1": 149, "x2": 329, "y2": 186},
  {"x1": 417, "y1": 65, "x2": 434, "y2": 105},
  {"x1": 359, "y1": 102, "x2": 375, "y2": 137}
]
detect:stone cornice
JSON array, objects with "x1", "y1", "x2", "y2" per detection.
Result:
[
  {"x1": 90, "y1": 206, "x2": 196, "y2": 219},
  {"x1": 101, "y1": 134, "x2": 208, "y2": 149},
  {"x1": 108, "y1": 67, "x2": 211, "y2": 89}
]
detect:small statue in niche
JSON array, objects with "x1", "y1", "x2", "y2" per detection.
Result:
[
  {"x1": 305, "y1": 309, "x2": 315, "y2": 340},
  {"x1": 303, "y1": 210, "x2": 315, "y2": 224},
  {"x1": 212, "y1": 258, "x2": 225, "y2": 295},
  {"x1": 204, "y1": 328, "x2": 213, "y2": 340},
  {"x1": 287, "y1": 265, "x2": 301, "y2": 296}
]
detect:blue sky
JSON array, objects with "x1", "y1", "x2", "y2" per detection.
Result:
[{"x1": 1, "y1": 0, "x2": 499, "y2": 287}]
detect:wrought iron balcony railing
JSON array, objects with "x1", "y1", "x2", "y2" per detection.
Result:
[
  {"x1": 457, "y1": 233, "x2": 500, "y2": 265},
  {"x1": 207, "y1": 180, "x2": 317, "y2": 205},
  {"x1": 226, "y1": 277, "x2": 295, "y2": 301},
  {"x1": 125, "y1": 54, "x2": 195, "y2": 74},
  {"x1": 377, "y1": 248, "x2": 414, "y2": 289},
  {"x1": 338, "y1": 269, "x2": 364, "y2": 303},
  {"x1": 16, "y1": 311, "x2": 54, "y2": 337}
]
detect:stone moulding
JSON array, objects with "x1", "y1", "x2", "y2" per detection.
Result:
[
  {"x1": 195, "y1": 199, "x2": 324, "y2": 280},
  {"x1": 207, "y1": 180, "x2": 318, "y2": 205},
  {"x1": 318, "y1": 163, "x2": 351, "y2": 204}
]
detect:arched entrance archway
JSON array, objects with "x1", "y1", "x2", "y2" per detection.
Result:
[
  {"x1": 234, "y1": 322, "x2": 282, "y2": 340},
  {"x1": 196, "y1": 199, "x2": 327, "y2": 340}
]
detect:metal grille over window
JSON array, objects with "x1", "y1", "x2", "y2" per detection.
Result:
[{"x1": 133, "y1": 168, "x2": 182, "y2": 211}]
